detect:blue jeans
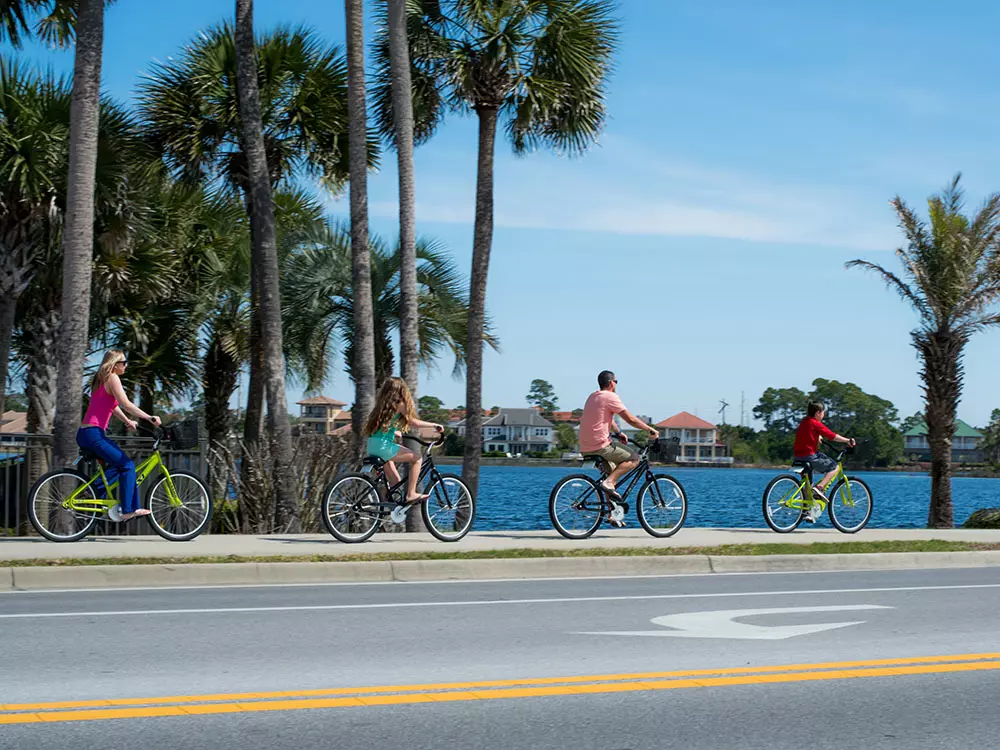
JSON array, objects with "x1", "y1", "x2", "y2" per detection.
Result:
[{"x1": 76, "y1": 427, "x2": 139, "y2": 513}]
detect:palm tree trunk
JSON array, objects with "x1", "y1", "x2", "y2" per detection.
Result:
[
  {"x1": 461, "y1": 105, "x2": 498, "y2": 498},
  {"x1": 0, "y1": 293, "x2": 16, "y2": 415},
  {"x1": 919, "y1": 331, "x2": 962, "y2": 528},
  {"x1": 203, "y1": 335, "x2": 239, "y2": 508},
  {"x1": 51, "y1": 0, "x2": 104, "y2": 470},
  {"x1": 345, "y1": 0, "x2": 377, "y2": 442},
  {"x1": 139, "y1": 384, "x2": 154, "y2": 417},
  {"x1": 242, "y1": 273, "x2": 265, "y2": 445},
  {"x1": 235, "y1": 0, "x2": 299, "y2": 532},
  {"x1": 387, "y1": 0, "x2": 418, "y2": 397}
]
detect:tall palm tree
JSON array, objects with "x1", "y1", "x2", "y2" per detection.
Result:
[
  {"x1": 344, "y1": 0, "x2": 377, "y2": 441},
  {"x1": 848, "y1": 176, "x2": 1000, "y2": 528},
  {"x1": 137, "y1": 22, "x2": 374, "y2": 450},
  {"x1": 235, "y1": 0, "x2": 298, "y2": 531},
  {"x1": 282, "y1": 224, "x2": 498, "y2": 390},
  {"x1": 378, "y1": 0, "x2": 420, "y2": 396},
  {"x1": 51, "y1": 0, "x2": 109, "y2": 470},
  {"x1": 372, "y1": 0, "x2": 618, "y2": 495}
]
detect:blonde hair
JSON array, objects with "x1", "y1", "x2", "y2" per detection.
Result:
[
  {"x1": 364, "y1": 378, "x2": 416, "y2": 436},
  {"x1": 91, "y1": 349, "x2": 126, "y2": 392}
]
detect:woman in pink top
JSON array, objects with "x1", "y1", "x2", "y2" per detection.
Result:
[{"x1": 76, "y1": 350, "x2": 162, "y2": 522}]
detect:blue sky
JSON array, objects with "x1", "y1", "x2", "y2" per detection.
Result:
[{"x1": 13, "y1": 0, "x2": 1000, "y2": 427}]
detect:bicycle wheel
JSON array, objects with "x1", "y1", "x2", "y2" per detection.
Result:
[
  {"x1": 322, "y1": 473, "x2": 383, "y2": 543},
  {"x1": 145, "y1": 470, "x2": 212, "y2": 541},
  {"x1": 28, "y1": 470, "x2": 100, "y2": 542},
  {"x1": 828, "y1": 476, "x2": 873, "y2": 533},
  {"x1": 549, "y1": 474, "x2": 604, "y2": 539},
  {"x1": 762, "y1": 474, "x2": 807, "y2": 533},
  {"x1": 637, "y1": 474, "x2": 688, "y2": 538},
  {"x1": 422, "y1": 473, "x2": 475, "y2": 542}
]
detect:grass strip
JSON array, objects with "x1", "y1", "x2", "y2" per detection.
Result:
[{"x1": 2, "y1": 539, "x2": 999, "y2": 567}]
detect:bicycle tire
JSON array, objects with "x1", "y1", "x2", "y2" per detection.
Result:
[
  {"x1": 762, "y1": 474, "x2": 807, "y2": 533},
  {"x1": 421, "y1": 473, "x2": 475, "y2": 542},
  {"x1": 549, "y1": 473, "x2": 604, "y2": 540},
  {"x1": 321, "y1": 473, "x2": 383, "y2": 543},
  {"x1": 145, "y1": 470, "x2": 213, "y2": 541},
  {"x1": 827, "y1": 476, "x2": 873, "y2": 533},
  {"x1": 636, "y1": 474, "x2": 688, "y2": 538},
  {"x1": 27, "y1": 469, "x2": 100, "y2": 542}
]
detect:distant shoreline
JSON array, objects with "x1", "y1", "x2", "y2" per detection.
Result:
[{"x1": 434, "y1": 457, "x2": 1000, "y2": 479}]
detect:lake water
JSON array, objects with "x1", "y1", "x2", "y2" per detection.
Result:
[{"x1": 464, "y1": 465, "x2": 1000, "y2": 531}]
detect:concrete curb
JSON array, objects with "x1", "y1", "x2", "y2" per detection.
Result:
[{"x1": 5, "y1": 551, "x2": 1000, "y2": 591}]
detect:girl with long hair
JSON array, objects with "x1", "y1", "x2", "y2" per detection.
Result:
[
  {"x1": 76, "y1": 350, "x2": 162, "y2": 522},
  {"x1": 365, "y1": 377, "x2": 444, "y2": 503}
]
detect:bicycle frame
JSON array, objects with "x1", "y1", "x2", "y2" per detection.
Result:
[
  {"x1": 779, "y1": 459, "x2": 857, "y2": 513},
  {"x1": 583, "y1": 448, "x2": 654, "y2": 502},
  {"x1": 65, "y1": 450, "x2": 179, "y2": 515},
  {"x1": 360, "y1": 444, "x2": 448, "y2": 508}
]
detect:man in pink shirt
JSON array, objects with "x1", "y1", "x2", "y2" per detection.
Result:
[{"x1": 579, "y1": 371, "x2": 659, "y2": 506}]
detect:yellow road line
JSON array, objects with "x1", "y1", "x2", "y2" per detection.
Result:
[
  {"x1": 4, "y1": 652, "x2": 1000, "y2": 713},
  {"x1": 3, "y1": 654, "x2": 1000, "y2": 725}
]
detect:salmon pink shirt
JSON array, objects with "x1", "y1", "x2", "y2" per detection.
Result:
[{"x1": 579, "y1": 390, "x2": 626, "y2": 453}]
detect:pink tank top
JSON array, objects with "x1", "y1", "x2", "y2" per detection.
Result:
[{"x1": 82, "y1": 381, "x2": 118, "y2": 431}]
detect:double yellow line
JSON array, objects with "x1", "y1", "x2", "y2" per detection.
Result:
[{"x1": 4, "y1": 652, "x2": 1000, "y2": 726}]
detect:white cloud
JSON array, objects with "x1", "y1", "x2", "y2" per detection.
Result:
[{"x1": 332, "y1": 137, "x2": 898, "y2": 251}]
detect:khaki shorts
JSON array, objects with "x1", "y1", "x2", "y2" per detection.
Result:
[{"x1": 589, "y1": 443, "x2": 636, "y2": 471}]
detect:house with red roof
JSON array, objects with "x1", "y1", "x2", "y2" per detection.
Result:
[
  {"x1": 655, "y1": 411, "x2": 730, "y2": 463},
  {"x1": 296, "y1": 396, "x2": 352, "y2": 435}
]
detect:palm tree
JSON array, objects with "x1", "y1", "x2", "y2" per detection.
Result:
[
  {"x1": 371, "y1": 0, "x2": 619, "y2": 495},
  {"x1": 0, "y1": 1, "x2": 114, "y2": 468},
  {"x1": 235, "y1": 0, "x2": 298, "y2": 531},
  {"x1": 0, "y1": 59, "x2": 64, "y2": 417},
  {"x1": 2, "y1": 58, "x2": 136, "y2": 498},
  {"x1": 848, "y1": 176, "x2": 1000, "y2": 527},
  {"x1": 51, "y1": 0, "x2": 109, "y2": 470},
  {"x1": 282, "y1": 224, "x2": 498, "y2": 392},
  {"x1": 344, "y1": 0, "x2": 377, "y2": 441},
  {"x1": 377, "y1": 0, "x2": 420, "y2": 396},
  {"x1": 137, "y1": 22, "x2": 373, "y2": 450}
]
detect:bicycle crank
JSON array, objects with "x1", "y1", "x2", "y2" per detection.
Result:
[
  {"x1": 390, "y1": 505, "x2": 411, "y2": 525},
  {"x1": 609, "y1": 504, "x2": 626, "y2": 523},
  {"x1": 107, "y1": 503, "x2": 123, "y2": 522}
]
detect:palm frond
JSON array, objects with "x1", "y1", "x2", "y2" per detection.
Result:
[{"x1": 845, "y1": 259, "x2": 928, "y2": 318}]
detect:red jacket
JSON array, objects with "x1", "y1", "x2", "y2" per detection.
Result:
[{"x1": 793, "y1": 417, "x2": 836, "y2": 457}]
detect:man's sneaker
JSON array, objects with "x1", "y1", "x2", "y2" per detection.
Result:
[{"x1": 812, "y1": 485, "x2": 830, "y2": 502}]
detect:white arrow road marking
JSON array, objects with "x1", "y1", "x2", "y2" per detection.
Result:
[{"x1": 577, "y1": 604, "x2": 893, "y2": 640}]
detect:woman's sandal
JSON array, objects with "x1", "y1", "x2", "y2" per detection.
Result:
[{"x1": 404, "y1": 493, "x2": 430, "y2": 505}]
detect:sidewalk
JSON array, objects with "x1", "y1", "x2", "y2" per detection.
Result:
[{"x1": 4, "y1": 527, "x2": 1000, "y2": 562}]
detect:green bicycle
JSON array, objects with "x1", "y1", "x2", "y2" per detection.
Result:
[
  {"x1": 762, "y1": 445, "x2": 873, "y2": 533},
  {"x1": 27, "y1": 425, "x2": 212, "y2": 542}
]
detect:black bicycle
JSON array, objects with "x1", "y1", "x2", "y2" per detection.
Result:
[
  {"x1": 549, "y1": 439, "x2": 687, "y2": 539},
  {"x1": 321, "y1": 436, "x2": 475, "y2": 543}
]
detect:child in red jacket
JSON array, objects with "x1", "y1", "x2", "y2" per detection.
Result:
[{"x1": 794, "y1": 402, "x2": 855, "y2": 520}]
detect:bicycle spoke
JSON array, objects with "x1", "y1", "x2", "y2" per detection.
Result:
[{"x1": 763, "y1": 476, "x2": 805, "y2": 532}]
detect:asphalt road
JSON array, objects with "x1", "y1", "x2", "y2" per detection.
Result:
[{"x1": 3, "y1": 566, "x2": 1000, "y2": 749}]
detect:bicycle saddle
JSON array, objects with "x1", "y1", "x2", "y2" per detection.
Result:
[
  {"x1": 79, "y1": 448, "x2": 100, "y2": 462},
  {"x1": 362, "y1": 456, "x2": 386, "y2": 468}
]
